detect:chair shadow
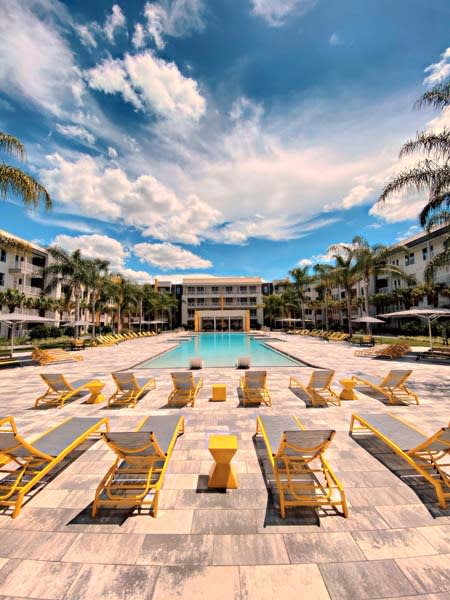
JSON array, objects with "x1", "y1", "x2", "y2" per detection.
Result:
[
  {"x1": 68, "y1": 503, "x2": 132, "y2": 526},
  {"x1": 350, "y1": 433, "x2": 450, "y2": 518},
  {"x1": 288, "y1": 386, "x2": 325, "y2": 409},
  {"x1": 0, "y1": 438, "x2": 100, "y2": 517},
  {"x1": 29, "y1": 391, "x2": 91, "y2": 410},
  {"x1": 351, "y1": 384, "x2": 391, "y2": 406},
  {"x1": 195, "y1": 474, "x2": 227, "y2": 495},
  {"x1": 252, "y1": 434, "x2": 321, "y2": 527}
]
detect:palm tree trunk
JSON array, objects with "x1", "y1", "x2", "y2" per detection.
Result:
[
  {"x1": 324, "y1": 296, "x2": 329, "y2": 331},
  {"x1": 74, "y1": 292, "x2": 81, "y2": 338},
  {"x1": 91, "y1": 297, "x2": 96, "y2": 339},
  {"x1": 347, "y1": 296, "x2": 353, "y2": 335},
  {"x1": 364, "y1": 277, "x2": 370, "y2": 333}
]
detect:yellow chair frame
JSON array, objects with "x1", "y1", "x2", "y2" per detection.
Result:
[
  {"x1": 240, "y1": 371, "x2": 272, "y2": 406},
  {"x1": 108, "y1": 372, "x2": 156, "y2": 408},
  {"x1": 289, "y1": 370, "x2": 341, "y2": 407},
  {"x1": 35, "y1": 374, "x2": 102, "y2": 408},
  {"x1": 167, "y1": 373, "x2": 203, "y2": 407},
  {"x1": 256, "y1": 415, "x2": 348, "y2": 518},
  {"x1": 92, "y1": 415, "x2": 184, "y2": 518},
  {"x1": 350, "y1": 413, "x2": 450, "y2": 509},
  {"x1": 351, "y1": 370, "x2": 419, "y2": 405},
  {"x1": 0, "y1": 415, "x2": 109, "y2": 518}
]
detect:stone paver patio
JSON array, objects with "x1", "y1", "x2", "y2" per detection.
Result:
[{"x1": 0, "y1": 332, "x2": 449, "y2": 600}]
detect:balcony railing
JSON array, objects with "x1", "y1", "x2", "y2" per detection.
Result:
[{"x1": 9, "y1": 263, "x2": 44, "y2": 276}]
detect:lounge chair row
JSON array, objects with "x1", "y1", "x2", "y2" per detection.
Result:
[
  {"x1": 354, "y1": 343, "x2": 411, "y2": 359},
  {"x1": 92, "y1": 331, "x2": 158, "y2": 346},
  {"x1": 1, "y1": 412, "x2": 448, "y2": 520},
  {"x1": 287, "y1": 329, "x2": 350, "y2": 342}
]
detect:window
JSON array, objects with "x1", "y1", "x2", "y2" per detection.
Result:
[
  {"x1": 226, "y1": 286, "x2": 232, "y2": 293},
  {"x1": 211, "y1": 286, "x2": 218, "y2": 293},
  {"x1": 239, "y1": 286, "x2": 247, "y2": 293},
  {"x1": 188, "y1": 298, "x2": 195, "y2": 305},
  {"x1": 250, "y1": 309, "x2": 256, "y2": 316},
  {"x1": 226, "y1": 297, "x2": 233, "y2": 304},
  {"x1": 187, "y1": 286, "x2": 195, "y2": 293},
  {"x1": 422, "y1": 247, "x2": 428, "y2": 261},
  {"x1": 0, "y1": 250, "x2": 6, "y2": 262},
  {"x1": 405, "y1": 253, "x2": 415, "y2": 266},
  {"x1": 341, "y1": 291, "x2": 346, "y2": 299},
  {"x1": 196, "y1": 286, "x2": 204, "y2": 293},
  {"x1": 0, "y1": 273, "x2": 4, "y2": 286},
  {"x1": 211, "y1": 297, "x2": 219, "y2": 304},
  {"x1": 249, "y1": 286, "x2": 256, "y2": 293},
  {"x1": 188, "y1": 309, "x2": 195, "y2": 317}
]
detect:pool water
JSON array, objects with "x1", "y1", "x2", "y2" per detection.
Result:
[{"x1": 135, "y1": 333, "x2": 304, "y2": 368}]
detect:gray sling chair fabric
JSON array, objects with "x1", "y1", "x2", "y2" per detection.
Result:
[
  {"x1": 256, "y1": 415, "x2": 348, "y2": 518},
  {"x1": 289, "y1": 369, "x2": 341, "y2": 407},
  {"x1": 167, "y1": 372, "x2": 203, "y2": 407},
  {"x1": 350, "y1": 413, "x2": 450, "y2": 508},
  {"x1": 92, "y1": 415, "x2": 184, "y2": 517},
  {"x1": 0, "y1": 416, "x2": 109, "y2": 518},
  {"x1": 351, "y1": 370, "x2": 419, "y2": 405},
  {"x1": 35, "y1": 374, "x2": 97, "y2": 408},
  {"x1": 240, "y1": 371, "x2": 271, "y2": 406},
  {"x1": 108, "y1": 372, "x2": 156, "y2": 408}
]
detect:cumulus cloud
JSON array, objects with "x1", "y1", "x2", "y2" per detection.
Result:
[
  {"x1": 250, "y1": 0, "x2": 317, "y2": 26},
  {"x1": 104, "y1": 4, "x2": 127, "y2": 42},
  {"x1": 369, "y1": 189, "x2": 425, "y2": 223},
  {"x1": 341, "y1": 180, "x2": 374, "y2": 209},
  {"x1": 0, "y1": 0, "x2": 84, "y2": 116},
  {"x1": 85, "y1": 51, "x2": 206, "y2": 121},
  {"x1": 297, "y1": 258, "x2": 312, "y2": 267},
  {"x1": 52, "y1": 233, "x2": 153, "y2": 283},
  {"x1": 107, "y1": 146, "x2": 118, "y2": 159},
  {"x1": 39, "y1": 153, "x2": 221, "y2": 244},
  {"x1": 56, "y1": 123, "x2": 95, "y2": 144},
  {"x1": 132, "y1": 22, "x2": 146, "y2": 48},
  {"x1": 75, "y1": 24, "x2": 98, "y2": 48},
  {"x1": 134, "y1": 241, "x2": 212, "y2": 269},
  {"x1": 423, "y1": 46, "x2": 450, "y2": 85},
  {"x1": 142, "y1": 0, "x2": 205, "y2": 50}
]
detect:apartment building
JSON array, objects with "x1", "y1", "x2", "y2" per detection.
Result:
[{"x1": 181, "y1": 277, "x2": 264, "y2": 331}]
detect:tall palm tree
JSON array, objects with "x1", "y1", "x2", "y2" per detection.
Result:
[
  {"x1": 352, "y1": 236, "x2": 414, "y2": 330},
  {"x1": 0, "y1": 131, "x2": 51, "y2": 210},
  {"x1": 155, "y1": 292, "x2": 179, "y2": 330},
  {"x1": 263, "y1": 294, "x2": 282, "y2": 329},
  {"x1": 45, "y1": 248, "x2": 91, "y2": 337},
  {"x1": 378, "y1": 79, "x2": 450, "y2": 231},
  {"x1": 85, "y1": 259, "x2": 109, "y2": 339},
  {"x1": 328, "y1": 244, "x2": 359, "y2": 335},
  {"x1": 0, "y1": 288, "x2": 26, "y2": 313},
  {"x1": 313, "y1": 263, "x2": 335, "y2": 331},
  {"x1": 289, "y1": 266, "x2": 310, "y2": 327}
]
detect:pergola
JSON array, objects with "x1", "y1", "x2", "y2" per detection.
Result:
[{"x1": 0, "y1": 313, "x2": 56, "y2": 355}]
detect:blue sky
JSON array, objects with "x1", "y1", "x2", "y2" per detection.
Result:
[{"x1": 1, "y1": 0, "x2": 450, "y2": 282}]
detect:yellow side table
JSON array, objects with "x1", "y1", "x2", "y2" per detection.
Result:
[
  {"x1": 211, "y1": 383, "x2": 227, "y2": 402},
  {"x1": 84, "y1": 380, "x2": 106, "y2": 404},
  {"x1": 208, "y1": 434, "x2": 238, "y2": 489},
  {"x1": 339, "y1": 379, "x2": 357, "y2": 401}
]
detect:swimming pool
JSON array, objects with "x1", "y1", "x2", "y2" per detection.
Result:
[{"x1": 135, "y1": 333, "x2": 304, "y2": 368}]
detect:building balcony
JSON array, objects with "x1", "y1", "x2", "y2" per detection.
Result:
[{"x1": 9, "y1": 263, "x2": 44, "y2": 276}]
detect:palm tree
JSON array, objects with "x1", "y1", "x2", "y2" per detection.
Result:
[
  {"x1": 313, "y1": 264, "x2": 335, "y2": 331},
  {"x1": 33, "y1": 294, "x2": 56, "y2": 317},
  {"x1": 263, "y1": 294, "x2": 282, "y2": 329},
  {"x1": 378, "y1": 79, "x2": 450, "y2": 231},
  {"x1": 352, "y1": 235, "x2": 414, "y2": 330},
  {"x1": 45, "y1": 248, "x2": 91, "y2": 337},
  {"x1": 0, "y1": 288, "x2": 26, "y2": 313},
  {"x1": 85, "y1": 259, "x2": 109, "y2": 339},
  {"x1": 289, "y1": 266, "x2": 310, "y2": 327},
  {"x1": 0, "y1": 131, "x2": 51, "y2": 210},
  {"x1": 155, "y1": 292, "x2": 178, "y2": 330},
  {"x1": 328, "y1": 244, "x2": 359, "y2": 335}
]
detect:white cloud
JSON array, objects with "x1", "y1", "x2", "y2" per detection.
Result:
[
  {"x1": 39, "y1": 153, "x2": 221, "y2": 244},
  {"x1": 142, "y1": 0, "x2": 205, "y2": 50},
  {"x1": 250, "y1": 0, "x2": 317, "y2": 26},
  {"x1": 107, "y1": 146, "x2": 118, "y2": 159},
  {"x1": 329, "y1": 32, "x2": 342, "y2": 46},
  {"x1": 396, "y1": 224, "x2": 420, "y2": 241},
  {"x1": 341, "y1": 181, "x2": 374, "y2": 209},
  {"x1": 426, "y1": 105, "x2": 450, "y2": 134},
  {"x1": 134, "y1": 241, "x2": 212, "y2": 270},
  {"x1": 104, "y1": 4, "x2": 127, "y2": 42},
  {"x1": 369, "y1": 189, "x2": 425, "y2": 223},
  {"x1": 132, "y1": 23, "x2": 146, "y2": 48},
  {"x1": 56, "y1": 123, "x2": 95, "y2": 144},
  {"x1": 51, "y1": 233, "x2": 153, "y2": 283},
  {"x1": 423, "y1": 47, "x2": 450, "y2": 85},
  {"x1": 297, "y1": 258, "x2": 312, "y2": 267},
  {"x1": 0, "y1": 0, "x2": 84, "y2": 117},
  {"x1": 75, "y1": 24, "x2": 98, "y2": 48},
  {"x1": 85, "y1": 51, "x2": 206, "y2": 122}
]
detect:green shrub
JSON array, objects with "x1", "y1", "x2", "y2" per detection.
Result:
[{"x1": 29, "y1": 325, "x2": 63, "y2": 340}]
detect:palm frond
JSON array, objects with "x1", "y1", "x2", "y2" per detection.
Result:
[
  {"x1": 377, "y1": 160, "x2": 450, "y2": 204},
  {"x1": 419, "y1": 192, "x2": 450, "y2": 226},
  {"x1": 416, "y1": 81, "x2": 450, "y2": 110},
  {"x1": 0, "y1": 164, "x2": 51, "y2": 209},
  {"x1": 399, "y1": 129, "x2": 450, "y2": 160},
  {"x1": 0, "y1": 132, "x2": 25, "y2": 159}
]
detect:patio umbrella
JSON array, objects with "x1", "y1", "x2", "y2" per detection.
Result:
[
  {"x1": 351, "y1": 315, "x2": 385, "y2": 334},
  {"x1": 0, "y1": 313, "x2": 56, "y2": 355},
  {"x1": 61, "y1": 320, "x2": 90, "y2": 327},
  {"x1": 380, "y1": 308, "x2": 450, "y2": 349}
]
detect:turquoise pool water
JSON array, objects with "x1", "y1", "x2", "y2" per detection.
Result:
[{"x1": 135, "y1": 333, "x2": 304, "y2": 368}]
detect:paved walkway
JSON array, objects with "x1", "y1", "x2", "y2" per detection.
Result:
[{"x1": 0, "y1": 333, "x2": 449, "y2": 600}]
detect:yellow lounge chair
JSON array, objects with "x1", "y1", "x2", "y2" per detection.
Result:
[
  {"x1": 167, "y1": 372, "x2": 203, "y2": 407},
  {"x1": 240, "y1": 370, "x2": 271, "y2": 406},
  {"x1": 289, "y1": 369, "x2": 340, "y2": 407},
  {"x1": 256, "y1": 415, "x2": 348, "y2": 518},
  {"x1": 0, "y1": 415, "x2": 109, "y2": 518},
  {"x1": 32, "y1": 348, "x2": 83, "y2": 365},
  {"x1": 92, "y1": 415, "x2": 184, "y2": 518},
  {"x1": 350, "y1": 413, "x2": 450, "y2": 508},
  {"x1": 352, "y1": 369, "x2": 419, "y2": 405},
  {"x1": 35, "y1": 374, "x2": 103, "y2": 408},
  {"x1": 108, "y1": 372, "x2": 156, "y2": 408}
]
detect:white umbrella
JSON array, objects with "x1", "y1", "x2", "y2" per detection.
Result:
[
  {"x1": 61, "y1": 320, "x2": 90, "y2": 327},
  {"x1": 352, "y1": 315, "x2": 385, "y2": 334},
  {"x1": 380, "y1": 309, "x2": 450, "y2": 349},
  {"x1": 0, "y1": 313, "x2": 56, "y2": 355}
]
